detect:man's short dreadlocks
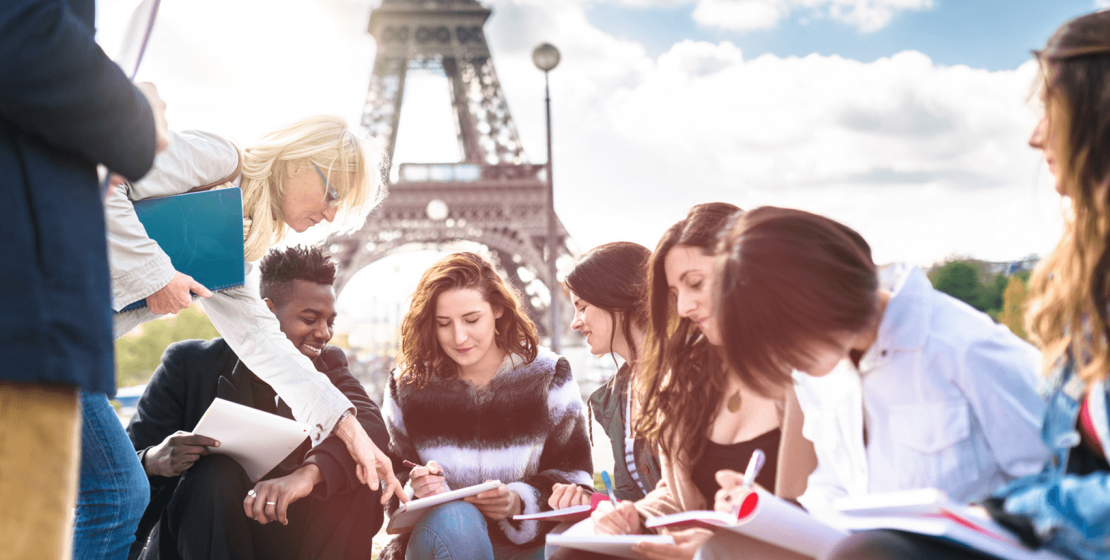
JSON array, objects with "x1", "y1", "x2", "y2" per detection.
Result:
[{"x1": 259, "y1": 245, "x2": 337, "y2": 306}]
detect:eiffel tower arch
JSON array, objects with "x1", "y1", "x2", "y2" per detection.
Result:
[{"x1": 328, "y1": 0, "x2": 574, "y2": 339}]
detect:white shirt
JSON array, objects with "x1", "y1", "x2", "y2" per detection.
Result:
[{"x1": 795, "y1": 265, "x2": 1049, "y2": 516}]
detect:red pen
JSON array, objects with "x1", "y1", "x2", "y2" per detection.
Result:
[{"x1": 403, "y1": 459, "x2": 446, "y2": 477}]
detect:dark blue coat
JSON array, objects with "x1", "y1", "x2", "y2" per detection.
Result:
[{"x1": 0, "y1": 0, "x2": 156, "y2": 393}]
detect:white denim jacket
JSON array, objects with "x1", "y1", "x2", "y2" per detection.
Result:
[
  {"x1": 107, "y1": 130, "x2": 353, "y2": 445},
  {"x1": 795, "y1": 265, "x2": 1049, "y2": 517}
]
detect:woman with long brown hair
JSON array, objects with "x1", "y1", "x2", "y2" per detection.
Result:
[
  {"x1": 711, "y1": 207, "x2": 1046, "y2": 559},
  {"x1": 548, "y1": 242, "x2": 661, "y2": 511},
  {"x1": 380, "y1": 252, "x2": 592, "y2": 560},
  {"x1": 590, "y1": 203, "x2": 815, "y2": 560}
]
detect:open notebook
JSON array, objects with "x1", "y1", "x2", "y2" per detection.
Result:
[
  {"x1": 830, "y1": 489, "x2": 1068, "y2": 560},
  {"x1": 118, "y1": 188, "x2": 245, "y2": 313},
  {"x1": 646, "y1": 488, "x2": 847, "y2": 558},
  {"x1": 387, "y1": 481, "x2": 503, "y2": 534}
]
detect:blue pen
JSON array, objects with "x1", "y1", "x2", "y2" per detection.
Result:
[{"x1": 601, "y1": 470, "x2": 618, "y2": 504}]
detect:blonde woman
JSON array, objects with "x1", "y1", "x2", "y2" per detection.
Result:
[{"x1": 77, "y1": 116, "x2": 402, "y2": 558}]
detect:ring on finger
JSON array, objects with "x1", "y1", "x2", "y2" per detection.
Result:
[
  {"x1": 266, "y1": 501, "x2": 276, "y2": 506},
  {"x1": 247, "y1": 489, "x2": 256, "y2": 498}
]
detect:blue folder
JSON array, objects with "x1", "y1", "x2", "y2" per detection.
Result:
[{"x1": 118, "y1": 188, "x2": 246, "y2": 313}]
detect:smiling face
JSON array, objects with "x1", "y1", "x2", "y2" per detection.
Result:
[
  {"x1": 266, "y1": 279, "x2": 337, "y2": 359},
  {"x1": 664, "y1": 245, "x2": 722, "y2": 346},
  {"x1": 279, "y1": 162, "x2": 340, "y2": 233},
  {"x1": 570, "y1": 291, "x2": 617, "y2": 356},
  {"x1": 434, "y1": 288, "x2": 505, "y2": 377}
]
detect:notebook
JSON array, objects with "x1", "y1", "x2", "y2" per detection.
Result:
[
  {"x1": 387, "y1": 480, "x2": 503, "y2": 534},
  {"x1": 191, "y1": 398, "x2": 309, "y2": 482},
  {"x1": 544, "y1": 519, "x2": 675, "y2": 559},
  {"x1": 645, "y1": 488, "x2": 847, "y2": 558},
  {"x1": 118, "y1": 188, "x2": 245, "y2": 313},
  {"x1": 514, "y1": 491, "x2": 610, "y2": 522},
  {"x1": 830, "y1": 489, "x2": 1068, "y2": 560}
]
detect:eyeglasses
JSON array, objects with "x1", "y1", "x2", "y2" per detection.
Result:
[{"x1": 312, "y1": 163, "x2": 340, "y2": 208}]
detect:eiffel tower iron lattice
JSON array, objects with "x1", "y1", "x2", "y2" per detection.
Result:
[{"x1": 327, "y1": 0, "x2": 574, "y2": 339}]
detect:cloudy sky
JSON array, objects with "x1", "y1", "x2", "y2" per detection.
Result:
[{"x1": 95, "y1": 0, "x2": 1105, "y2": 322}]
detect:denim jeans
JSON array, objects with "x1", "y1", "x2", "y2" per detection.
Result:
[
  {"x1": 406, "y1": 501, "x2": 545, "y2": 560},
  {"x1": 74, "y1": 392, "x2": 149, "y2": 560}
]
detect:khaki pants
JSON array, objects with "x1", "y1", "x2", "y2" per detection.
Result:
[{"x1": 0, "y1": 381, "x2": 80, "y2": 560}]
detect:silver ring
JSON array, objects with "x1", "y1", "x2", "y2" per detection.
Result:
[
  {"x1": 266, "y1": 501, "x2": 276, "y2": 506},
  {"x1": 247, "y1": 489, "x2": 256, "y2": 497}
]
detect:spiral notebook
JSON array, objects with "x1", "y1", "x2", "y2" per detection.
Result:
[{"x1": 117, "y1": 188, "x2": 245, "y2": 313}]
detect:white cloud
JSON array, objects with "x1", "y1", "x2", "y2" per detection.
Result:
[
  {"x1": 95, "y1": 0, "x2": 1062, "y2": 274},
  {"x1": 1096, "y1": 0, "x2": 1110, "y2": 8},
  {"x1": 691, "y1": 0, "x2": 933, "y2": 32}
]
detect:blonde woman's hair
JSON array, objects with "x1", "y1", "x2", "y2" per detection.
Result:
[
  {"x1": 238, "y1": 115, "x2": 386, "y2": 261},
  {"x1": 1025, "y1": 10, "x2": 1110, "y2": 384}
]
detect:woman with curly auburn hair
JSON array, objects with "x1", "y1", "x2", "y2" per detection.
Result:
[
  {"x1": 380, "y1": 252, "x2": 593, "y2": 560},
  {"x1": 589, "y1": 203, "x2": 815, "y2": 560}
]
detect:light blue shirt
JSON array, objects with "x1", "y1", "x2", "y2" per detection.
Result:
[{"x1": 796, "y1": 265, "x2": 1049, "y2": 516}]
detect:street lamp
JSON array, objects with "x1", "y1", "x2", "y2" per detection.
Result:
[{"x1": 533, "y1": 42, "x2": 560, "y2": 353}]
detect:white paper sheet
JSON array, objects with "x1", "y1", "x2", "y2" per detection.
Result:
[{"x1": 192, "y1": 398, "x2": 309, "y2": 482}]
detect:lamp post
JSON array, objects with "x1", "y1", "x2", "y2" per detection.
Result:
[{"x1": 532, "y1": 42, "x2": 561, "y2": 353}]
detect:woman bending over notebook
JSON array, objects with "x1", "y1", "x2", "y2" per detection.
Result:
[
  {"x1": 90, "y1": 116, "x2": 403, "y2": 557},
  {"x1": 380, "y1": 252, "x2": 593, "y2": 560},
  {"x1": 710, "y1": 207, "x2": 1048, "y2": 558},
  {"x1": 830, "y1": 10, "x2": 1110, "y2": 560},
  {"x1": 589, "y1": 203, "x2": 816, "y2": 560},
  {"x1": 548, "y1": 242, "x2": 661, "y2": 513}
]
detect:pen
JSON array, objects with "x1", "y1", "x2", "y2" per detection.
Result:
[
  {"x1": 403, "y1": 459, "x2": 446, "y2": 477},
  {"x1": 601, "y1": 470, "x2": 618, "y2": 504},
  {"x1": 741, "y1": 449, "x2": 766, "y2": 489},
  {"x1": 733, "y1": 449, "x2": 765, "y2": 519}
]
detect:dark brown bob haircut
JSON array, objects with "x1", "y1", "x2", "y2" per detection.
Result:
[
  {"x1": 636, "y1": 202, "x2": 741, "y2": 467},
  {"x1": 715, "y1": 206, "x2": 879, "y2": 385},
  {"x1": 397, "y1": 252, "x2": 538, "y2": 387},
  {"x1": 564, "y1": 242, "x2": 652, "y2": 367}
]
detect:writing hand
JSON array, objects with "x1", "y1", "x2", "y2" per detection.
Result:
[
  {"x1": 464, "y1": 483, "x2": 521, "y2": 520},
  {"x1": 143, "y1": 431, "x2": 219, "y2": 478},
  {"x1": 243, "y1": 464, "x2": 321, "y2": 525},
  {"x1": 549, "y1": 482, "x2": 592, "y2": 510},
  {"x1": 591, "y1": 499, "x2": 642, "y2": 535},
  {"x1": 409, "y1": 460, "x2": 447, "y2": 499},
  {"x1": 713, "y1": 469, "x2": 755, "y2": 515},
  {"x1": 146, "y1": 271, "x2": 212, "y2": 315}
]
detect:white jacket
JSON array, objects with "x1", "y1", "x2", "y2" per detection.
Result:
[
  {"x1": 107, "y1": 130, "x2": 353, "y2": 445},
  {"x1": 795, "y1": 265, "x2": 1048, "y2": 516}
]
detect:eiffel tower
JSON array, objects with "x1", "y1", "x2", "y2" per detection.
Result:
[{"x1": 328, "y1": 0, "x2": 573, "y2": 340}]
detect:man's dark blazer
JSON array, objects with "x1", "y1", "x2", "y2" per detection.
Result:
[
  {"x1": 126, "y1": 338, "x2": 390, "y2": 558},
  {"x1": 0, "y1": 0, "x2": 156, "y2": 394}
]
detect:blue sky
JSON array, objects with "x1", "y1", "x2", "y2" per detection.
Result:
[{"x1": 585, "y1": 1, "x2": 1098, "y2": 70}]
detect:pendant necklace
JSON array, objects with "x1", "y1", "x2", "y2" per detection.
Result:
[{"x1": 726, "y1": 389, "x2": 742, "y2": 413}]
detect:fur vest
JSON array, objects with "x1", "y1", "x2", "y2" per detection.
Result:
[{"x1": 380, "y1": 348, "x2": 593, "y2": 559}]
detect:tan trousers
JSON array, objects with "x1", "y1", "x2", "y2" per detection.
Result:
[{"x1": 0, "y1": 381, "x2": 81, "y2": 560}]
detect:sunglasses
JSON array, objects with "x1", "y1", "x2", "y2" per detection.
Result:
[{"x1": 312, "y1": 163, "x2": 341, "y2": 208}]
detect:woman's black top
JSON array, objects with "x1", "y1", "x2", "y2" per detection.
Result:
[{"x1": 691, "y1": 428, "x2": 781, "y2": 504}]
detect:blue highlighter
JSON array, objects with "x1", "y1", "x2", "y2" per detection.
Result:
[{"x1": 601, "y1": 470, "x2": 618, "y2": 504}]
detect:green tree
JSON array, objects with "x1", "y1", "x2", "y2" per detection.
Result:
[
  {"x1": 932, "y1": 261, "x2": 987, "y2": 310},
  {"x1": 115, "y1": 305, "x2": 219, "y2": 388},
  {"x1": 998, "y1": 275, "x2": 1030, "y2": 341}
]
